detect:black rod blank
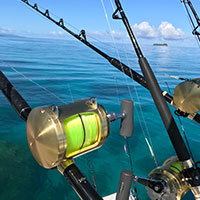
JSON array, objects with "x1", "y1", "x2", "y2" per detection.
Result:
[
  {"x1": 0, "y1": 71, "x2": 32, "y2": 121},
  {"x1": 63, "y1": 164, "x2": 103, "y2": 200}
]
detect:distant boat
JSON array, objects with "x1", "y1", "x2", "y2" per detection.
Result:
[{"x1": 153, "y1": 43, "x2": 168, "y2": 46}]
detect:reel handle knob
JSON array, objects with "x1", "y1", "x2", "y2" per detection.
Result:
[{"x1": 120, "y1": 99, "x2": 134, "y2": 138}]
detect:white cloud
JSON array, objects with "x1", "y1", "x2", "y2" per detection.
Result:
[
  {"x1": 0, "y1": 27, "x2": 12, "y2": 34},
  {"x1": 47, "y1": 30, "x2": 127, "y2": 41},
  {"x1": 48, "y1": 31, "x2": 65, "y2": 37},
  {"x1": 88, "y1": 30, "x2": 128, "y2": 41},
  {"x1": 133, "y1": 21, "x2": 157, "y2": 39},
  {"x1": 158, "y1": 21, "x2": 186, "y2": 40},
  {"x1": 110, "y1": 30, "x2": 128, "y2": 39},
  {"x1": 131, "y1": 21, "x2": 186, "y2": 41},
  {"x1": 45, "y1": 22, "x2": 187, "y2": 42},
  {"x1": 88, "y1": 30, "x2": 107, "y2": 38}
]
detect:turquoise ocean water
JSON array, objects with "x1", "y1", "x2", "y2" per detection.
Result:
[{"x1": 0, "y1": 35, "x2": 199, "y2": 200}]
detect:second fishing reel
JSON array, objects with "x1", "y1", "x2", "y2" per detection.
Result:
[
  {"x1": 115, "y1": 157, "x2": 190, "y2": 200},
  {"x1": 173, "y1": 78, "x2": 200, "y2": 114},
  {"x1": 146, "y1": 157, "x2": 189, "y2": 200}
]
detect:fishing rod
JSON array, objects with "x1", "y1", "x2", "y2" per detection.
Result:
[
  {"x1": 2, "y1": 1, "x2": 200, "y2": 199},
  {"x1": 181, "y1": 0, "x2": 200, "y2": 43},
  {"x1": 0, "y1": 71, "x2": 108, "y2": 200},
  {"x1": 0, "y1": 71, "x2": 31, "y2": 121},
  {"x1": 0, "y1": 69, "x2": 140, "y2": 200},
  {"x1": 113, "y1": 0, "x2": 200, "y2": 199},
  {"x1": 20, "y1": 0, "x2": 200, "y2": 126},
  {"x1": 0, "y1": 70, "x2": 176, "y2": 200}
]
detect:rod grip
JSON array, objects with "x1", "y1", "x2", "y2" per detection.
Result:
[
  {"x1": 139, "y1": 57, "x2": 190, "y2": 161},
  {"x1": 116, "y1": 170, "x2": 133, "y2": 200},
  {"x1": 120, "y1": 99, "x2": 134, "y2": 138},
  {"x1": 63, "y1": 163, "x2": 103, "y2": 200},
  {"x1": 0, "y1": 71, "x2": 31, "y2": 121}
]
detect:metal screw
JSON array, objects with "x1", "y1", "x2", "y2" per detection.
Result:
[{"x1": 154, "y1": 186, "x2": 160, "y2": 192}]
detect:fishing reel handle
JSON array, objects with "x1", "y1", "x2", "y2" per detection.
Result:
[
  {"x1": 120, "y1": 99, "x2": 134, "y2": 138},
  {"x1": 136, "y1": 177, "x2": 165, "y2": 193},
  {"x1": 108, "y1": 99, "x2": 134, "y2": 137},
  {"x1": 116, "y1": 170, "x2": 165, "y2": 200}
]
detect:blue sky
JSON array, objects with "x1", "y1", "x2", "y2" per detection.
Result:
[{"x1": 0, "y1": 0, "x2": 199, "y2": 46}]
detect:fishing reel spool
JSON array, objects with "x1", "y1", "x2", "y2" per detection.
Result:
[
  {"x1": 173, "y1": 79, "x2": 200, "y2": 114},
  {"x1": 26, "y1": 98, "x2": 110, "y2": 169},
  {"x1": 147, "y1": 157, "x2": 189, "y2": 200}
]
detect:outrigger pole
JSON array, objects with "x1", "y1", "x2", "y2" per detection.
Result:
[
  {"x1": 113, "y1": 0, "x2": 200, "y2": 198},
  {"x1": 20, "y1": 0, "x2": 200, "y2": 125}
]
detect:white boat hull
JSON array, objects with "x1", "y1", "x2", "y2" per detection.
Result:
[{"x1": 103, "y1": 193, "x2": 135, "y2": 200}]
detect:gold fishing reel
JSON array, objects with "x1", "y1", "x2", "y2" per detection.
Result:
[
  {"x1": 173, "y1": 79, "x2": 200, "y2": 114},
  {"x1": 147, "y1": 157, "x2": 189, "y2": 200},
  {"x1": 26, "y1": 98, "x2": 110, "y2": 169}
]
